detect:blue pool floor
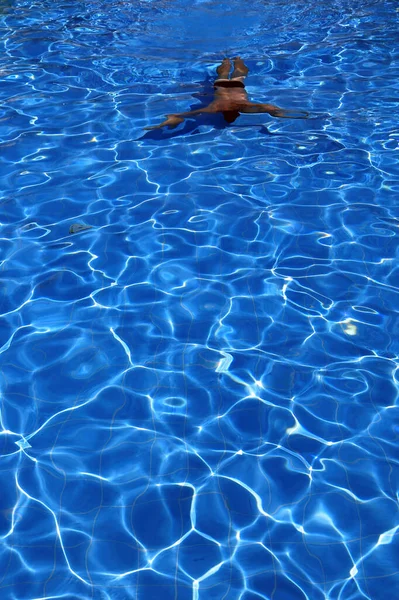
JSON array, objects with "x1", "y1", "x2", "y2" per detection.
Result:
[{"x1": 0, "y1": 0, "x2": 399, "y2": 599}]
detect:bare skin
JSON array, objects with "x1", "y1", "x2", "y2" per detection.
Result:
[{"x1": 145, "y1": 57, "x2": 308, "y2": 130}]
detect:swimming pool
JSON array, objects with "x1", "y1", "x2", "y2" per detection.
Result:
[{"x1": 0, "y1": 0, "x2": 398, "y2": 598}]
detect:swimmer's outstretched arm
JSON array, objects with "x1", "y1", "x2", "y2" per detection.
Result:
[
  {"x1": 144, "y1": 106, "x2": 214, "y2": 130},
  {"x1": 241, "y1": 103, "x2": 309, "y2": 119}
]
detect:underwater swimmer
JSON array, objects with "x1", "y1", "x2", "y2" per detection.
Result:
[{"x1": 145, "y1": 57, "x2": 308, "y2": 130}]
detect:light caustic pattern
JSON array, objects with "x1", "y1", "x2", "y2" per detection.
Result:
[{"x1": 0, "y1": 0, "x2": 399, "y2": 599}]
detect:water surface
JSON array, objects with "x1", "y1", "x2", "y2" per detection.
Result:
[{"x1": 1, "y1": 1, "x2": 399, "y2": 599}]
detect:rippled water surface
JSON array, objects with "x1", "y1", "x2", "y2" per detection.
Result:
[{"x1": 1, "y1": 0, "x2": 399, "y2": 598}]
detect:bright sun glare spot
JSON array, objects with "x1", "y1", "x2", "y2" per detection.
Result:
[
  {"x1": 341, "y1": 318, "x2": 357, "y2": 336},
  {"x1": 297, "y1": 525, "x2": 305, "y2": 534},
  {"x1": 286, "y1": 425, "x2": 299, "y2": 435},
  {"x1": 350, "y1": 565, "x2": 358, "y2": 578}
]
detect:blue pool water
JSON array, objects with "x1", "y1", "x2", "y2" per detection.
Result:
[{"x1": 1, "y1": 0, "x2": 399, "y2": 598}]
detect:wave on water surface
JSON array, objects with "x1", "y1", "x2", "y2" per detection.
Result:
[{"x1": 0, "y1": 0, "x2": 398, "y2": 599}]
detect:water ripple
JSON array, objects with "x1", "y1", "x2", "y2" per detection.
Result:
[{"x1": 0, "y1": 0, "x2": 398, "y2": 599}]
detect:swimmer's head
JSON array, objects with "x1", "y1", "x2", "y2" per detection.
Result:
[{"x1": 223, "y1": 110, "x2": 240, "y2": 123}]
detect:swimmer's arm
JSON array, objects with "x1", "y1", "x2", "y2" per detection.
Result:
[
  {"x1": 144, "y1": 107, "x2": 214, "y2": 130},
  {"x1": 144, "y1": 114, "x2": 185, "y2": 130},
  {"x1": 241, "y1": 103, "x2": 309, "y2": 119}
]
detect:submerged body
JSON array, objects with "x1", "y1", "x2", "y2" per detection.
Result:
[{"x1": 145, "y1": 57, "x2": 308, "y2": 130}]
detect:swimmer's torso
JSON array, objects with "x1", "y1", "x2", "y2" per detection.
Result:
[{"x1": 213, "y1": 85, "x2": 249, "y2": 111}]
